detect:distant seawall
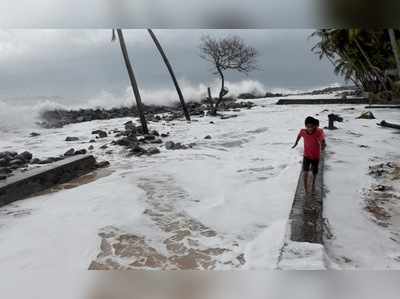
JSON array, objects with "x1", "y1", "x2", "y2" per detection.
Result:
[{"x1": 276, "y1": 98, "x2": 369, "y2": 105}]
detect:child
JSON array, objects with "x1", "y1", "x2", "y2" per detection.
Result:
[{"x1": 292, "y1": 116, "x2": 326, "y2": 192}]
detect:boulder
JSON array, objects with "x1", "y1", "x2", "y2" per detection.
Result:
[
  {"x1": 9, "y1": 159, "x2": 24, "y2": 167},
  {"x1": 0, "y1": 158, "x2": 9, "y2": 167},
  {"x1": 150, "y1": 130, "x2": 160, "y2": 137},
  {"x1": 96, "y1": 161, "x2": 110, "y2": 168},
  {"x1": 92, "y1": 130, "x2": 108, "y2": 138},
  {"x1": 30, "y1": 132, "x2": 40, "y2": 137},
  {"x1": 129, "y1": 145, "x2": 147, "y2": 156},
  {"x1": 17, "y1": 151, "x2": 33, "y2": 162},
  {"x1": 204, "y1": 135, "x2": 212, "y2": 139},
  {"x1": 357, "y1": 111, "x2": 375, "y2": 119},
  {"x1": 147, "y1": 147, "x2": 161, "y2": 155},
  {"x1": 88, "y1": 145, "x2": 94, "y2": 150},
  {"x1": 75, "y1": 149, "x2": 87, "y2": 155},
  {"x1": 64, "y1": 148, "x2": 75, "y2": 156},
  {"x1": 31, "y1": 158, "x2": 41, "y2": 164},
  {"x1": 165, "y1": 141, "x2": 188, "y2": 150},
  {"x1": 150, "y1": 138, "x2": 163, "y2": 144},
  {"x1": 65, "y1": 136, "x2": 79, "y2": 142}
]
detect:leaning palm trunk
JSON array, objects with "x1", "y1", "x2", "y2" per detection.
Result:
[
  {"x1": 388, "y1": 29, "x2": 400, "y2": 80},
  {"x1": 147, "y1": 29, "x2": 191, "y2": 121},
  {"x1": 116, "y1": 29, "x2": 149, "y2": 134}
]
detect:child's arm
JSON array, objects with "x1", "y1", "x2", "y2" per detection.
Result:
[
  {"x1": 319, "y1": 129, "x2": 326, "y2": 150},
  {"x1": 321, "y1": 139, "x2": 326, "y2": 150},
  {"x1": 292, "y1": 133, "x2": 301, "y2": 148}
]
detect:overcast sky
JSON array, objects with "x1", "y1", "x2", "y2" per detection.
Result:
[{"x1": 0, "y1": 29, "x2": 343, "y2": 104}]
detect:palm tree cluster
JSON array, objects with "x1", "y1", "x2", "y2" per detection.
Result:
[
  {"x1": 112, "y1": 29, "x2": 191, "y2": 134},
  {"x1": 311, "y1": 29, "x2": 400, "y2": 98}
]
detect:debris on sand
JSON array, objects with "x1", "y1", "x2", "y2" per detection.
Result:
[
  {"x1": 357, "y1": 111, "x2": 375, "y2": 119},
  {"x1": 365, "y1": 161, "x2": 400, "y2": 227}
]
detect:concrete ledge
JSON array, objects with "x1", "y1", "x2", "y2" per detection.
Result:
[
  {"x1": 276, "y1": 98, "x2": 368, "y2": 105},
  {"x1": 0, "y1": 155, "x2": 97, "y2": 207},
  {"x1": 365, "y1": 105, "x2": 400, "y2": 109},
  {"x1": 289, "y1": 155, "x2": 324, "y2": 244}
]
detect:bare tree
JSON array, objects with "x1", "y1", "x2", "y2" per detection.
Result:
[
  {"x1": 147, "y1": 29, "x2": 191, "y2": 121},
  {"x1": 113, "y1": 29, "x2": 149, "y2": 134},
  {"x1": 200, "y1": 35, "x2": 258, "y2": 115}
]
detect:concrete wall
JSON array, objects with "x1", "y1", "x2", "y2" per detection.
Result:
[{"x1": 0, "y1": 155, "x2": 97, "y2": 207}]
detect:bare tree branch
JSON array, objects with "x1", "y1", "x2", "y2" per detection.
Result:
[{"x1": 199, "y1": 35, "x2": 259, "y2": 115}]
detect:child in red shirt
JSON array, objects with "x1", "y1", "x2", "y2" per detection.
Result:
[{"x1": 292, "y1": 116, "x2": 326, "y2": 192}]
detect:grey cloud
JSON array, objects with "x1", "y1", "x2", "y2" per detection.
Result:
[{"x1": 0, "y1": 29, "x2": 343, "y2": 103}]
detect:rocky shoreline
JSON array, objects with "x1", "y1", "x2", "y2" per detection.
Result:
[{"x1": 38, "y1": 98, "x2": 256, "y2": 129}]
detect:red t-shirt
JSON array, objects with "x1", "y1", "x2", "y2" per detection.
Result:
[{"x1": 298, "y1": 128, "x2": 325, "y2": 160}]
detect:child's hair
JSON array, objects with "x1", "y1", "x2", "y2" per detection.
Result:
[{"x1": 305, "y1": 116, "x2": 318, "y2": 126}]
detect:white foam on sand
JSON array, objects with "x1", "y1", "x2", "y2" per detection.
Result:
[{"x1": 1, "y1": 95, "x2": 399, "y2": 274}]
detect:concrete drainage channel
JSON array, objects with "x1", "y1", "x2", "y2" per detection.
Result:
[{"x1": 0, "y1": 155, "x2": 101, "y2": 207}]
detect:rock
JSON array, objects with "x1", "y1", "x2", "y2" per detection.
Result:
[
  {"x1": 150, "y1": 130, "x2": 160, "y2": 137},
  {"x1": 64, "y1": 148, "x2": 75, "y2": 156},
  {"x1": 209, "y1": 121, "x2": 215, "y2": 124},
  {"x1": 89, "y1": 139, "x2": 96, "y2": 143},
  {"x1": 1, "y1": 151, "x2": 18, "y2": 159},
  {"x1": 88, "y1": 145, "x2": 94, "y2": 150},
  {"x1": 75, "y1": 149, "x2": 87, "y2": 155},
  {"x1": 114, "y1": 136, "x2": 136, "y2": 147},
  {"x1": 144, "y1": 134, "x2": 156, "y2": 141},
  {"x1": 0, "y1": 158, "x2": 9, "y2": 167},
  {"x1": 100, "y1": 144, "x2": 108, "y2": 150},
  {"x1": 165, "y1": 141, "x2": 188, "y2": 150},
  {"x1": 129, "y1": 145, "x2": 147, "y2": 156},
  {"x1": 238, "y1": 93, "x2": 257, "y2": 99},
  {"x1": 374, "y1": 185, "x2": 390, "y2": 192},
  {"x1": 204, "y1": 135, "x2": 212, "y2": 139},
  {"x1": 17, "y1": 151, "x2": 33, "y2": 162},
  {"x1": 147, "y1": 147, "x2": 161, "y2": 155},
  {"x1": 124, "y1": 121, "x2": 136, "y2": 131},
  {"x1": 65, "y1": 136, "x2": 79, "y2": 142},
  {"x1": 357, "y1": 111, "x2": 375, "y2": 119},
  {"x1": 0, "y1": 167, "x2": 11, "y2": 175},
  {"x1": 31, "y1": 158, "x2": 41, "y2": 164},
  {"x1": 150, "y1": 138, "x2": 163, "y2": 144},
  {"x1": 160, "y1": 133, "x2": 169, "y2": 138},
  {"x1": 220, "y1": 114, "x2": 238, "y2": 120},
  {"x1": 165, "y1": 141, "x2": 175, "y2": 150},
  {"x1": 9, "y1": 159, "x2": 24, "y2": 167},
  {"x1": 92, "y1": 130, "x2": 108, "y2": 138},
  {"x1": 96, "y1": 161, "x2": 110, "y2": 168},
  {"x1": 30, "y1": 132, "x2": 40, "y2": 137}
]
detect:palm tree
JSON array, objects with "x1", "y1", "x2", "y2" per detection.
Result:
[
  {"x1": 348, "y1": 29, "x2": 388, "y2": 92},
  {"x1": 388, "y1": 29, "x2": 400, "y2": 79},
  {"x1": 147, "y1": 29, "x2": 191, "y2": 121},
  {"x1": 113, "y1": 29, "x2": 149, "y2": 134}
]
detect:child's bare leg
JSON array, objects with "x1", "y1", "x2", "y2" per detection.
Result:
[
  {"x1": 303, "y1": 171, "x2": 309, "y2": 192},
  {"x1": 311, "y1": 173, "x2": 317, "y2": 190}
]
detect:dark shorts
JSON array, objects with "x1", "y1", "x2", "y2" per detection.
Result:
[{"x1": 302, "y1": 157, "x2": 319, "y2": 175}]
